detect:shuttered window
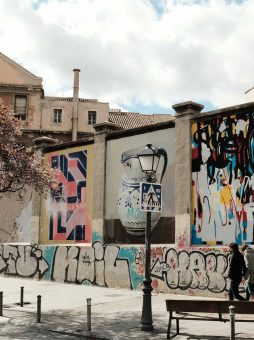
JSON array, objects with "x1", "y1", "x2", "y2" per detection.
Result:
[
  {"x1": 53, "y1": 109, "x2": 62, "y2": 123},
  {"x1": 88, "y1": 111, "x2": 96, "y2": 125},
  {"x1": 14, "y1": 95, "x2": 27, "y2": 121}
]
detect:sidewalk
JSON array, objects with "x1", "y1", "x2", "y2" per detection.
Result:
[{"x1": 0, "y1": 276, "x2": 253, "y2": 339}]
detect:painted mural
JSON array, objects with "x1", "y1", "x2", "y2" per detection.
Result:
[
  {"x1": 192, "y1": 112, "x2": 254, "y2": 245},
  {"x1": 117, "y1": 145, "x2": 168, "y2": 237},
  {"x1": 40, "y1": 145, "x2": 93, "y2": 244},
  {"x1": 105, "y1": 128, "x2": 175, "y2": 244},
  {"x1": 0, "y1": 243, "x2": 232, "y2": 297}
]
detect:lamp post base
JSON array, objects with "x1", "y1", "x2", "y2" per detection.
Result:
[{"x1": 140, "y1": 278, "x2": 153, "y2": 331}]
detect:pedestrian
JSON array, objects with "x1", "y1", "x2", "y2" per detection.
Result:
[
  {"x1": 242, "y1": 245, "x2": 254, "y2": 301},
  {"x1": 241, "y1": 244, "x2": 250, "y2": 301},
  {"x1": 227, "y1": 242, "x2": 246, "y2": 301}
]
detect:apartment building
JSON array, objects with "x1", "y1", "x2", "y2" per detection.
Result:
[
  {"x1": 0, "y1": 52, "x2": 174, "y2": 146},
  {"x1": 0, "y1": 52, "x2": 109, "y2": 144}
]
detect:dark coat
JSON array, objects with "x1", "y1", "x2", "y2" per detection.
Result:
[{"x1": 228, "y1": 251, "x2": 246, "y2": 281}]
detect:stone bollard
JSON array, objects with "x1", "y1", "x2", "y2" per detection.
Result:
[
  {"x1": 20, "y1": 286, "x2": 24, "y2": 307},
  {"x1": 87, "y1": 298, "x2": 91, "y2": 331},
  {"x1": 0, "y1": 291, "x2": 3, "y2": 316},
  {"x1": 37, "y1": 295, "x2": 41, "y2": 323},
  {"x1": 229, "y1": 305, "x2": 235, "y2": 340}
]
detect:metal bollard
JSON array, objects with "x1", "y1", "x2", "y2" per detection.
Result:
[
  {"x1": 229, "y1": 305, "x2": 235, "y2": 340},
  {"x1": 37, "y1": 295, "x2": 41, "y2": 323},
  {"x1": 87, "y1": 298, "x2": 91, "y2": 331},
  {"x1": 20, "y1": 286, "x2": 24, "y2": 307},
  {"x1": 0, "y1": 291, "x2": 3, "y2": 316}
]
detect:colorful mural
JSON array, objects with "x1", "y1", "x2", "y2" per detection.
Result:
[
  {"x1": 0, "y1": 243, "x2": 230, "y2": 296},
  {"x1": 40, "y1": 145, "x2": 93, "y2": 244},
  {"x1": 192, "y1": 112, "x2": 254, "y2": 245}
]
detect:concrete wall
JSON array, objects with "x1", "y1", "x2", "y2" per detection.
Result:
[
  {"x1": 173, "y1": 102, "x2": 204, "y2": 248},
  {"x1": 0, "y1": 189, "x2": 32, "y2": 243}
]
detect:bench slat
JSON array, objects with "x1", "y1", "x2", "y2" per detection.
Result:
[{"x1": 166, "y1": 300, "x2": 221, "y2": 313}]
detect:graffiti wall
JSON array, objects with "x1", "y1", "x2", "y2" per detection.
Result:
[
  {"x1": 105, "y1": 127, "x2": 175, "y2": 244},
  {"x1": 40, "y1": 145, "x2": 93, "y2": 244},
  {"x1": 192, "y1": 112, "x2": 254, "y2": 245},
  {"x1": 0, "y1": 243, "x2": 231, "y2": 297}
]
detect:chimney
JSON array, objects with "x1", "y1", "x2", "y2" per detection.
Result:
[{"x1": 72, "y1": 68, "x2": 80, "y2": 141}]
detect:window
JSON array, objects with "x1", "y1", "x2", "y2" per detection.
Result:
[
  {"x1": 53, "y1": 109, "x2": 62, "y2": 123},
  {"x1": 88, "y1": 111, "x2": 96, "y2": 125},
  {"x1": 14, "y1": 95, "x2": 27, "y2": 121}
]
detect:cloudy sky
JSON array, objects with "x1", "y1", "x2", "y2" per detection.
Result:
[{"x1": 1, "y1": 0, "x2": 254, "y2": 113}]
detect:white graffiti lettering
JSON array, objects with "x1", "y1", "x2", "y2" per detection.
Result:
[{"x1": 151, "y1": 249, "x2": 228, "y2": 293}]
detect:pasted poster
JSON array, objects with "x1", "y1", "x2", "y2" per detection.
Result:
[
  {"x1": 192, "y1": 112, "x2": 254, "y2": 245},
  {"x1": 40, "y1": 145, "x2": 93, "y2": 244}
]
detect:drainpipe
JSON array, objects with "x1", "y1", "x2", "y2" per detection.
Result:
[{"x1": 72, "y1": 68, "x2": 80, "y2": 141}]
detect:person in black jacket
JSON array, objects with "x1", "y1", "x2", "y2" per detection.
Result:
[{"x1": 227, "y1": 242, "x2": 246, "y2": 301}]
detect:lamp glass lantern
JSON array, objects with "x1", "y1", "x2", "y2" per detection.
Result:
[{"x1": 137, "y1": 144, "x2": 161, "y2": 182}]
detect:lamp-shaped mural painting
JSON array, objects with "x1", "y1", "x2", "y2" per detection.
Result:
[{"x1": 117, "y1": 144, "x2": 168, "y2": 237}]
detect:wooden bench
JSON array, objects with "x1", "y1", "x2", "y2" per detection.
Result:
[{"x1": 166, "y1": 299, "x2": 254, "y2": 339}]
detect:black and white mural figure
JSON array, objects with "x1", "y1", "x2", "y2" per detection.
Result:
[{"x1": 117, "y1": 145, "x2": 168, "y2": 237}]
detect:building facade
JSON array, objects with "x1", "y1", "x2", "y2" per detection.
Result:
[
  {"x1": 0, "y1": 52, "x2": 173, "y2": 145},
  {"x1": 0, "y1": 52, "x2": 111, "y2": 143}
]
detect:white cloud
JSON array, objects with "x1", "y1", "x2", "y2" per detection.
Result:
[{"x1": 0, "y1": 0, "x2": 254, "y2": 112}]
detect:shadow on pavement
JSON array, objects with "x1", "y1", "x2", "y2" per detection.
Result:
[
  {"x1": 1, "y1": 307, "x2": 252, "y2": 340},
  {"x1": 1, "y1": 308, "x2": 167, "y2": 339},
  {"x1": 180, "y1": 334, "x2": 248, "y2": 340}
]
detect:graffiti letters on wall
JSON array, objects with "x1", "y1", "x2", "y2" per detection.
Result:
[
  {"x1": 0, "y1": 243, "x2": 131, "y2": 289},
  {"x1": 151, "y1": 249, "x2": 228, "y2": 293},
  {"x1": 0, "y1": 244, "x2": 49, "y2": 278},
  {"x1": 192, "y1": 112, "x2": 254, "y2": 245},
  {"x1": 0, "y1": 243, "x2": 229, "y2": 295},
  {"x1": 42, "y1": 148, "x2": 92, "y2": 243}
]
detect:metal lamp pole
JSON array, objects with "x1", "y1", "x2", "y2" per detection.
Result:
[
  {"x1": 140, "y1": 173, "x2": 154, "y2": 331},
  {"x1": 137, "y1": 144, "x2": 162, "y2": 332},
  {"x1": 140, "y1": 207, "x2": 153, "y2": 331}
]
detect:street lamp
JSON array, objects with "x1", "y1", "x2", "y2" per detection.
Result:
[{"x1": 137, "y1": 144, "x2": 161, "y2": 331}]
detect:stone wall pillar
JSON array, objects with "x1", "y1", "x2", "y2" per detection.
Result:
[
  {"x1": 92, "y1": 122, "x2": 122, "y2": 242},
  {"x1": 31, "y1": 137, "x2": 58, "y2": 244},
  {"x1": 173, "y1": 101, "x2": 203, "y2": 248}
]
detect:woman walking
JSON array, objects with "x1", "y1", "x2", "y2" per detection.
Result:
[{"x1": 228, "y1": 243, "x2": 246, "y2": 301}]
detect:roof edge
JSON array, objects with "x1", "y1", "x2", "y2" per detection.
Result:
[
  {"x1": 0, "y1": 52, "x2": 42, "y2": 81},
  {"x1": 107, "y1": 120, "x2": 175, "y2": 141}
]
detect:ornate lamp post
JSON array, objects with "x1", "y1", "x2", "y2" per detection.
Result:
[{"x1": 137, "y1": 144, "x2": 161, "y2": 331}]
